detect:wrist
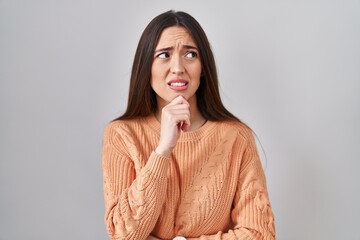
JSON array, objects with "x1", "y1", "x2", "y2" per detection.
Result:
[{"x1": 155, "y1": 145, "x2": 172, "y2": 157}]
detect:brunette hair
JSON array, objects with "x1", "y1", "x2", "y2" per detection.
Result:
[{"x1": 115, "y1": 10, "x2": 239, "y2": 122}]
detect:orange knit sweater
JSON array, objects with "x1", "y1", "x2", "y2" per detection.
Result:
[{"x1": 102, "y1": 115, "x2": 275, "y2": 240}]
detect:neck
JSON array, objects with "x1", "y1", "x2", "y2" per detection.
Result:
[{"x1": 187, "y1": 105, "x2": 207, "y2": 131}]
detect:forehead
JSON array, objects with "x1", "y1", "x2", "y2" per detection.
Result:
[{"x1": 156, "y1": 26, "x2": 197, "y2": 48}]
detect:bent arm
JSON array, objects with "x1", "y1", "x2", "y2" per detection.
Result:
[
  {"x1": 188, "y1": 131, "x2": 275, "y2": 240},
  {"x1": 102, "y1": 125, "x2": 169, "y2": 240}
]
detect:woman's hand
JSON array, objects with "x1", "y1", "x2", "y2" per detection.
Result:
[{"x1": 155, "y1": 96, "x2": 190, "y2": 157}]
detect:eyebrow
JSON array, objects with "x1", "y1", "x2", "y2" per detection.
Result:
[{"x1": 154, "y1": 45, "x2": 198, "y2": 53}]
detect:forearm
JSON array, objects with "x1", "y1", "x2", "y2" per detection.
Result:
[
  {"x1": 186, "y1": 228, "x2": 275, "y2": 240},
  {"x1": 103, "y1": 150, "x2": 170, "y2": 239},
  {"x1": 189, "y1": 144, "x2": 275, "y2": 239}
]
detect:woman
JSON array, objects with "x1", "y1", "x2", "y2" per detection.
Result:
[{"x1": 102, "y1": 10, "x2": 275, "y2": 240}]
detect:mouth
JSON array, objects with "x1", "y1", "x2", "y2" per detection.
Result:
[
  {"x1": 168, "y1": 79, "x2": 189, "y2": 91},
  {"x1": 169, "y1": 82, "x2": 187, "y2": 87}
]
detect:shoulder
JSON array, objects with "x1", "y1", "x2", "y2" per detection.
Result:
[
  {"x1": 103, "y1": 117, "x2": 149, "y2": 141},
  {"x1": 104, "y1": 119, "x2": 130, "y2": 137},
  {"x1": 105, "y1": 118, "x2": 137, "y2": 133},
  {"x1": 104, "y1": 115, "x2": 160, "y2": 141},
  {"x1": 102, "y1": 117, "x2": 153, "y2": 156},
  {"x1": 213, "y1": 120, "x2": 254, "y2": 142}
]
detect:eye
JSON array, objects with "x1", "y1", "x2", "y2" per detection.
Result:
[
  {"x1": 185, "y1": 51, "x2": 198, "y2": 59},
  {"x1": 156, "y1": 52, "x2": 170, "y2": 59}
]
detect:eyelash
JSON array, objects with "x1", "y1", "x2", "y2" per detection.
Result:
[
  {"x1": 157, "y1": 52, "x2": 170, "y2": 59},
  {"x1": 185, "y1": 51, "x2": 198, "y2": 58},
  {"x1": 156, "y1": 51, "x2": 198, "y2": 59}
]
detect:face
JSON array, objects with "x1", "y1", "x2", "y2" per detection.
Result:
[{"x1": 151, "y1": 26, "x2": 202, "y2": 109}]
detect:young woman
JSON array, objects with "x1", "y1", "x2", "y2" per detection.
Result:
[{"x1": 102, "y1": 10, "x2": 275, "y2": 240}]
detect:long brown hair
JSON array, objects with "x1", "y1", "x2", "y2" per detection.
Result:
[{"x1": 115, "y1": 10, "x2": 239, "y2": 122}]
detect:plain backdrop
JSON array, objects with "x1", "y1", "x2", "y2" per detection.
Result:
[{"x1": 1, "y1": 1, "x2": 359, "y2": 239}]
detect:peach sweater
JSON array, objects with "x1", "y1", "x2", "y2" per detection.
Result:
[{"x1": 102, "y1": 115, "x2": 275, "y2": 240}]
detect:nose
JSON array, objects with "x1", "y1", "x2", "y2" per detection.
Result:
[{"x1": 170, "y1": 55, "x2": 185, "y2": 74}]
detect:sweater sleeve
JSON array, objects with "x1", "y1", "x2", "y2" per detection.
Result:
[
  {"x1": 102, "y1": 123, "x2": 169, "y2": 240},
  {"x1": 188, "y1": 129, "x2": 275, "y2": 240}
]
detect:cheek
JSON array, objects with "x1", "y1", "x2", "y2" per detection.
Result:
[
  {"x1": 150, "y1": 70, "x2": 165, "y2": 93},
  {"x1": 191, "y1": 62, "x2": 202, "y2": 79},
  {"x1": 150, "y1": 65, "x2": 157, "y2": 80},
  {"x1": 151, "y1": 63, "x2": 167, "y2": 80},
  {"x1": 150, "y1": 66, "x2": 159, "y2": 88}
]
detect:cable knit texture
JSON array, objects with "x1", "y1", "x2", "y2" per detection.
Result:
[{"x1": 102, "y1": 115, "x2": 275, "y2": 240}]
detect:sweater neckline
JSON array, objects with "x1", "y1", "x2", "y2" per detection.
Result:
[{"x1": 146, "y1": 114, "x2": 217, "y2": 141}]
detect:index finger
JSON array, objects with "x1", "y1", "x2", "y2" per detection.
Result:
[{"x1": 169, "y1": 95, "x2": 189, "y2": 106}]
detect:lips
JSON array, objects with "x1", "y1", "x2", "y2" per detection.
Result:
[{"x1": 168, "y1": 79, "x2": 189, "y2": 91}]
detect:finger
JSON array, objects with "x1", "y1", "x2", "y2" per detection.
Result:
[
  {"x1": 176, "y1": 115, "x2": 191, "y2": 131},
  {"x1": 181, "y1": 121, "x2": 190, "y2": 131},
  {"x1": 162, "y1": 106, "x2": 190, "y2": 120},
  {"x1": 168, "y1": 95, "x2": 189, "y2": 106},
  {"x1": 163, "y1": 105, "x2": 190, "y2": 113}
]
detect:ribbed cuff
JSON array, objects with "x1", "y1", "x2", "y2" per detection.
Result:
[{"x1": 144, "y1": 151, "x2": 170, "y2": 179}]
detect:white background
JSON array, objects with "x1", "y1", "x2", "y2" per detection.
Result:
[{"x1": 1, "y1": 1, "x2": 359, "y2": 239}]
